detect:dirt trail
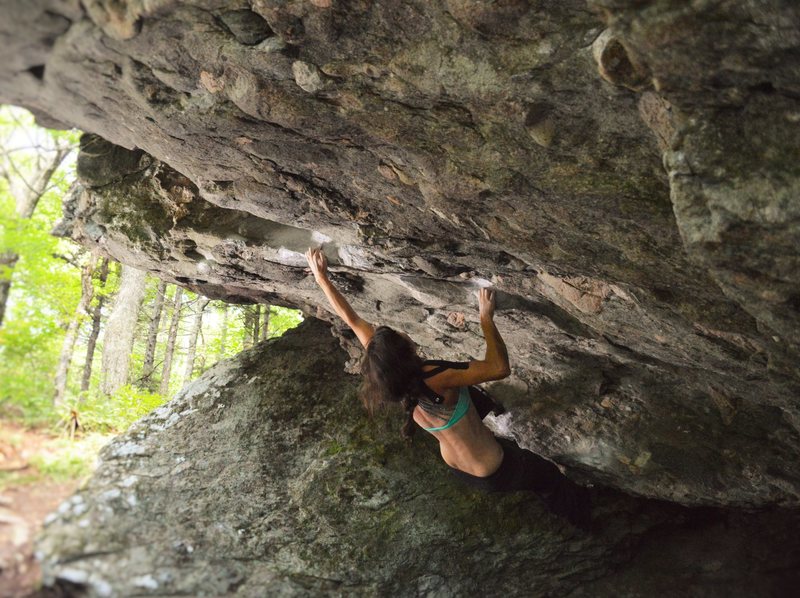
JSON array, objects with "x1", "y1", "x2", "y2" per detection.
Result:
[
  {"x1": 1, "y1": 481, "x2": 79, "y2": 597},
  {"x1": 0, "y1": 423, "x2": 83, "y2": 598}
]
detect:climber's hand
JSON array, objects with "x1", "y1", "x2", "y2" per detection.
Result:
[
  {"x1": 479, "y1": 288, "x2": 496, "y2": 321},
  {"x1": 305, "y1": 247, "x2": 328, "y2": 281}
]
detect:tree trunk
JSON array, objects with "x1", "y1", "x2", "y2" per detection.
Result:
[
  {"x1": 218, "y1": 303, "x2": 228, "y2": 359},
  {"x1": 80, "y1": 257, "x2": 110, "y2": 392},
  {"x1": 242, "y1": 305, "x2": 253, "y2": 349},
  {"x1": 141, "y1": 279, "x2": 168, "y2": 390},
  {"x1": 100, "y1": 265, "x2": 147, "y2": 395},
  {"x1": 183, "y1": 297, "x2": 210, "y2": 385},
  {"x1": 252, "y1": 305, "x2": 261, "y2": 345},
  {"x1": 261, "y1": 305, "x2": 271, "y2": 341},
  {"x1": 0, "y1": 252, "x2": 19, "y2": 328},
  {"x1": 159, "y1": 287, "x2": 184, "y2": 395},
  {"x1": 7, "y1": 143, "x2": 71, "y2": 219},
  {"x1": 0, "y1": 141, "x2": 71, "y2": 328},
  {"x1": 54, "y1": 260, "x2": 96, "y2": 406}
]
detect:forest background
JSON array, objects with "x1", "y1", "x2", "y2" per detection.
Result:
[{"x1": 0, "y1": 105, "x2": 302, "y2": 483}]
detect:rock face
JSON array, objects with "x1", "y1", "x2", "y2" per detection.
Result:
[
  {"x1": 1, "y1": 1, "x2": 799, "y2": 506},
  {"x1": 35, "y1": 320, "x2": 800, "y2": 597}
]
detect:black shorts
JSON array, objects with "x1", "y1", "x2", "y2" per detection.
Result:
[{"x1": 450, "y1": 437, "x2": 591, "y2": 529}]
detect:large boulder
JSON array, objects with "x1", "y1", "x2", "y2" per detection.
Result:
[
  {"x1": 1, "y1": 1, "x2": 799, "y2": 506},
  {"x1": 35, "y1": 319, "x2": 800, "y2": 597}
]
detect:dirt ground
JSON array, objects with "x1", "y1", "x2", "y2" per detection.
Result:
[{"x1": 0, "y1": 423, "x2": 83, "y2": 598}]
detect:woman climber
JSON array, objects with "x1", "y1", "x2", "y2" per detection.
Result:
[{"x1": 305, "y1": 247, "x2": 591, "y2": 529}]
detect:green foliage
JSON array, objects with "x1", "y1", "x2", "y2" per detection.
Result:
[
  {"x1": 0, "y1": 202, "x2": 81, "y2": 321},
  {"x1": 1, "y1": 105, "x2": 305, "y2": 433},
  {"x1": 29, "y1": 441, "x2": 95, "y2": 480},
  {"x1": 0, "y1": 107, "x2": 82, "y2": 426},
  {"x1": 0, "y1": 106, "x2": 80, "y2": 146},
  {"x1": 67, "y1": 385, "x2": 167, "y2": 433},
  {"x1": 0, "y1": 431, "x2": 110, "y2": 489},
  {"x1": 267, "y1": 305, "x2": 304, "y2": 338},
  {"x1": 0, "y1": 330, "x2": 60, "y2": 424}
]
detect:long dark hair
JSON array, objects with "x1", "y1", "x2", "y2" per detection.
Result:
[{"x1": 359, "y1": 326, "x2": 424, "y2": 439}]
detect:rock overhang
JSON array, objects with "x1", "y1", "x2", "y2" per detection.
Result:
[{"x1": 1, "y1": 0, "x2": 799, "y2": 506}]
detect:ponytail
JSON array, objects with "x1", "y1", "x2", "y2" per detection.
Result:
[
  {"x1": 359, "y1": 326, "x2": 424, "y2": 440},
  {"x1": 401, "y1": 395, "x2": 419, "y2": 440}
]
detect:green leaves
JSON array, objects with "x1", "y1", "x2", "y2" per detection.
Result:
[
  {"x1": 0, "y1": 106, "x2": 82, "y2": 424},
  {"x1": 267, "y1": 305, "x2": 304, "y2": 338},
  {"x1": 63, "y1": 385, "x2": 166, "y2": 433},
  {"x1": 0, "y1": 105, "x2": 305, "y2": 430}
]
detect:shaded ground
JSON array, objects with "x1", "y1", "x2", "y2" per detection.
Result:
[
  {"x1": 0, "y1": 422, "x2": 106, "y2": 598},
  {"x1": 577, "y1": 501, "x2": 800, "y2": 597}
]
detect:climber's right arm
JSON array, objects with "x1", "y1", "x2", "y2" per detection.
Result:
[
  {"x1": 306, "y1": 247, "x2": 375, "y2": 348},
  {"x1": 427, "y1": 288, "x2": 510, "y2": 389}
]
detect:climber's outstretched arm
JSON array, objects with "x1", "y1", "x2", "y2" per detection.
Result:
[
  {"x1": 305, "y1": 247, "x2": 375, "y2": 348},
  {"x1": 427, "y1": 288, "x2": 510, "y2": 389}
]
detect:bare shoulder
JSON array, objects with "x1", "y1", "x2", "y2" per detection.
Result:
[
  {"x1": 426, "y1": 360, "x2": 509, "y2": 390},
  {"x1": 353, "y1": 317, "x2": 375, "y2": 348}
]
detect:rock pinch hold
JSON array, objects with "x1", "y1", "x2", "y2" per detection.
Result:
[
  {"x1": 292, "y1": 60, "x2": 325, "y2": 94},
  {"x1": 593, "y1": 28, "x2": 649, "y2": 91}
]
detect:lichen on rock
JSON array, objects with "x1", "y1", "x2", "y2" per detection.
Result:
[{"x1": 35, "y1": 320, "x2": 800, "y2": 597}]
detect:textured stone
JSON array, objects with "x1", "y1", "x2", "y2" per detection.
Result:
[
  {"x1": 591, "y1": 0, "x2": 800, "y2": 345},
  {"x1": 218, "y1": 9, "x2": 274, "y2": 46},
  {"x1": 35, "y1": 320, "x2": 800, "y2": 597},
  {"x1": 291, "y1": 60, "x2": 325, "y2": 94},
  {"x1": 1, "y1": 0, "x2": 799, "y2": 508},
  {"x1": 592, "y1": 28, "x2": 649, "y2": 91}
]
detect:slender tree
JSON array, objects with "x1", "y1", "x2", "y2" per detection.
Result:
[
  {"x1": 141, "y1": 279, "x2": 168, "y2": 390},
  {"x1": 218, "y1": 302, "x2": 228, "y2": 359},
  {"x1": 183, "y1": 296, "x2": 210, "y2": 384},
  {"x1": 100, "y1": 265, "x2": 147, "y2": 395},
  {"x1": 261, "y1": 305, "x2": 271, "y2": 341},
  {"x1": 196, "y1": 315, "x2": 207, "y2": 373},
  {"x1": 0, "y1": 252, "x2": 17, "y2": 327},
  {"x1": 80, "y1": 257, "x2": 110, "y2": 392},
  {"x1": 197, "y1": 353, "x2": 207, "y2": 374},
  {"x1": 242, "y1": 305, "x2": 253, "y2": 349},
  {"x1": 160, "y1": 286, "x2": 184, "y2": 395},
  {"x1": 253, "y1": 305, "x2": 262, "y2": 345},
  {"x1": 1, "y1": 142, "x2": 71, "y2": 219},
  {"x1": 54, "y1": 258, "x2": 95, "y2": 406},
  {"x1": 0, "y1": 127, "x2": 72, "y2": 327}
]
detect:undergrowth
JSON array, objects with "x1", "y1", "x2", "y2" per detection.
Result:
[
  {"x1": 0, "y1": 385, "x2": 165, "y2": 489},
  {"x1": 64, "y1": 385, "x2": 166, "y2": 433},
  {"x1": 0, "y1": 430, "x2": 110, "y2": 490}
]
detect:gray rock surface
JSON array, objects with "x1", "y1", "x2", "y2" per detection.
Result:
[
  {"x1": 35, "y1": 320, "x2": 800, "y2": 597},
  {"x1": 595, "y1": 0, "x2": 800, "y2": 338},
  {"x1": 1, "y1": 1, "x2": 799, "y2": 506}
]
